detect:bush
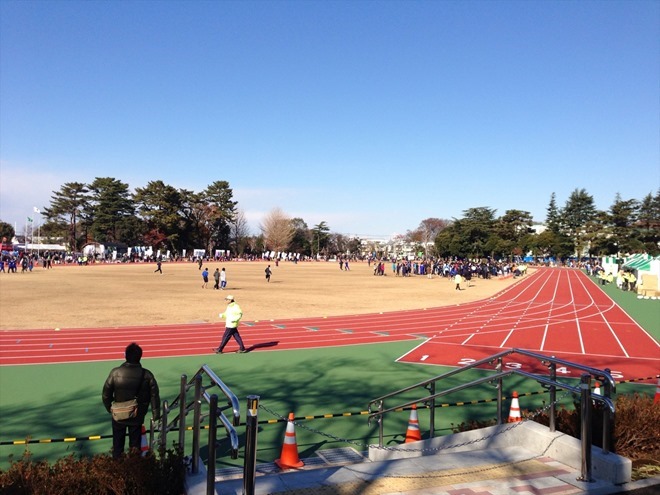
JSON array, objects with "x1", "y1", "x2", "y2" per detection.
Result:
[
  {"x1": 612, "y1": 393, "x2": 660, "y2": 461},
  {"x1": 450, "y1": 417, "x2": 497, "y2": 432},
  {"x1": 533, "y1": 393, "x2": 660, "y2": 461},
  {"x1": 0, "y1": 448, "x2": 185, "y2": 495}
]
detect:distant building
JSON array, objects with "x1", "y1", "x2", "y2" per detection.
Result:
[
  {"x1": 82, "y1": 242, "x2": 128, "y2": 259},
  {"x1": 530, "y1": 224, "x2": 547, "y2": 234}
]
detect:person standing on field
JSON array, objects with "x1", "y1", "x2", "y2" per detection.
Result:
[
  {"x1": 454, "y1": 272, "x2": 462, "y2": 290},
  {"x1": 202, "y1": 267, "x2": 209, "y2": 288},
  {"x1": 220, "y1": 267, "x2": 227, "y2": 289},
  {"x1": 213, "y1": 268, "x2": 220, "y2": 290},
  {"x1": 213, "y1": 294, "x2": 246, "y2": 354},
  {"x1": 265, "y1": 265, "x2": 272, "y2": 283},
  {"x1": 102, "y1": 343, "x2": 160, "y2": 458}
]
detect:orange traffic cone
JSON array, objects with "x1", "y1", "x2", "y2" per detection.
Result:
[
  {"x1": 140, "y1": 424, "x2": 149, "y2": 457},
  {"x1": 404, "y1": 404, "x2": 422, "y2": 443},
  {"x1": 508, "y1": 391, "x2": 522, "y2": 422},
  {"x1": 654, "y1": 377, "x2": 660, "y2": 405},
  {"x1": 275, "y1": 412, "x2": 304, "y2": 469}
]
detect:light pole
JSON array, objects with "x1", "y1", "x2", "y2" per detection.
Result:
[{"x1": 33, "y1": 207, "x2": 41, "y2": 255}]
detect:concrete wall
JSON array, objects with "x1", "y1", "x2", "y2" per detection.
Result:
[{"x1": 368, "y1": 421, "x2": 631, "y2": 485}]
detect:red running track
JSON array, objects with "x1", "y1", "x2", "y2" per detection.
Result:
[
  {"x1": 399, "y1": 268, "x2": 659, "y2": 381},
  {"x1": 1, "y1": 268, "x2": 658, "y2": 381}
]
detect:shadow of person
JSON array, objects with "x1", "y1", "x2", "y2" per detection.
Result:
[{"x1": 245, "y1": 341, "x2": 279, "y2": 352}]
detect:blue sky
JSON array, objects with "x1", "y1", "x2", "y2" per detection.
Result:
[{"x1": 1, "y1": 0, "x2": 658, "y2": 240}]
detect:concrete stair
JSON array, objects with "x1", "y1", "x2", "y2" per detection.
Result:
[{"x1": 184, "y1": 421, "x2": 659, "y2": 495}]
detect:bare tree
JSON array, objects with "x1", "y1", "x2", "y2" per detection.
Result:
[
  {"x1": 246, "y1": 234, "x2": 263, "y2": 255},
  {"x1": 260, "y1": 207, "x2": 294, "y2": 254},
  {"x1": 417, "y1": 218, "x2": 450, "y2": 257},
  {"x1": 328, "y1": 233, "x2": 348, "y2": 255},
  {"x1": 230, "y1": 208, "x2": 251, "y2": 255}
]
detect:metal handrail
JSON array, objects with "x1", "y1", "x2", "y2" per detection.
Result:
[
  {"x1": 370, "y1": 372, "x2": 505, "y2": 418},
  {"x1": 514, "y1": 348, "x2": 616, "y2": 392},
  {"x1": 156, "y1": 364, "x2": 242, "y2": 495},
  {"x1": 369, "y1": 349, "x2": 513, "y2": 406},
  {"x1": 368, "y1": 348, "x2": 615, "y2": 408},
  {"x1": 368, "y1": 369, "x2": 610, "y2": 418},
  {"x1": 367, "y1": 349, "x2": 616, "y2": 482},
  {"x1": 200, "y1": 365, "x2": 241, "y2": 425}
]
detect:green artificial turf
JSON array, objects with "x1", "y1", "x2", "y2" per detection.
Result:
[{"x1": 588, "y1": 274, "x2": 660, "y2": 340}]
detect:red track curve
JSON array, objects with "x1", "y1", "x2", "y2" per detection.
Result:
[{"x1": 1, "y1": 268, "x2": 658, "y2": 381}]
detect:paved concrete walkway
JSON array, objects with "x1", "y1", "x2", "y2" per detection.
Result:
[{"x1": 186, "y1": 446, "x2": 659, "y2": 495}]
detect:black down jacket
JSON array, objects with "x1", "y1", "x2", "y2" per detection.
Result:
[{"x1": 102, "y1": 362, "x2": 161, "y2": 425}]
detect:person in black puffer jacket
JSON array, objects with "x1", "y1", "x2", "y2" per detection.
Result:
[{"x1": 102, "y1": 342, "x2": 161, "y2": 458}]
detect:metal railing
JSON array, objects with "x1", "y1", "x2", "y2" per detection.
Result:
[
  {"x1": 367, "y1": 348, "x2": 616, "y2": 482},
  {"x1": 153, "y1": 365, "x2": 260, "y2": 495}
]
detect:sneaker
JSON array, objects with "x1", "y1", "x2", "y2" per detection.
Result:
[
  {"x1": 212, "y1": 348, "x2": 222, "y2": 354},
  {"x1": 235, "y1": 349, "x2": 247, "y2": 353}
]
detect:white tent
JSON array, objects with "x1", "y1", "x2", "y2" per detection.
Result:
[
  {"x1": 26, "y1": 243, "x2": 66, "y2": 251},
  {"x1": 601, "y1": 256, "x2": 619, "y2": 276}
]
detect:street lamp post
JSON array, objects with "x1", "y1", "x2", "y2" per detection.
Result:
[{"x1": 33, "y1": 207, "x2": 41, "y2": 256}]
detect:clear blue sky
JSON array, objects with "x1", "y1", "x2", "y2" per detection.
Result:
[{"x1": 1, "y1": 0, "x2": 658, "y2": 239}]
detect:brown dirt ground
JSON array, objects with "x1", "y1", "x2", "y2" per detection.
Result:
[{"x1": 0, "y1": 260, "x2": 527, "y2": 331}]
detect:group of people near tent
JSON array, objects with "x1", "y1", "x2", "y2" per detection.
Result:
[{"x1": 594, "y1": 266, "x2": 637, "y2": 292}]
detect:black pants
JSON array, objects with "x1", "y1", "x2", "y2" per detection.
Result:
[
  {"x1": 218, "y1": 326, "x2": 245, "y2": 352},
  {"x1": 112, "y1": 420, "x2": 141, "y2": 458}
]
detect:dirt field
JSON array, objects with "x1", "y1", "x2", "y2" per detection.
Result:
[{"x1": 0, "y1": 260, "x2": 524, "y2": 331}]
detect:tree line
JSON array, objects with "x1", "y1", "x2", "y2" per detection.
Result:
[
  {"x1": 432, "y1": 188, "x2": 659, "y2": 260},
  {"x1": 0, "y1": 178, "x2": 658, "y2": 260}
]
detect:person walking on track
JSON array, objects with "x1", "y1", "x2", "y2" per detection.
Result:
[{"x1": 213, "y1": 294, "x2": 247, "y2": 354}]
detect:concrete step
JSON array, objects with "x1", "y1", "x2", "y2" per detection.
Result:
[
  {"x1": 184, "y1": 422, "x2": 658, "y2": 495},
  {"x1": 186, "y1": 446, "x2": 658, "y2": 495}
]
